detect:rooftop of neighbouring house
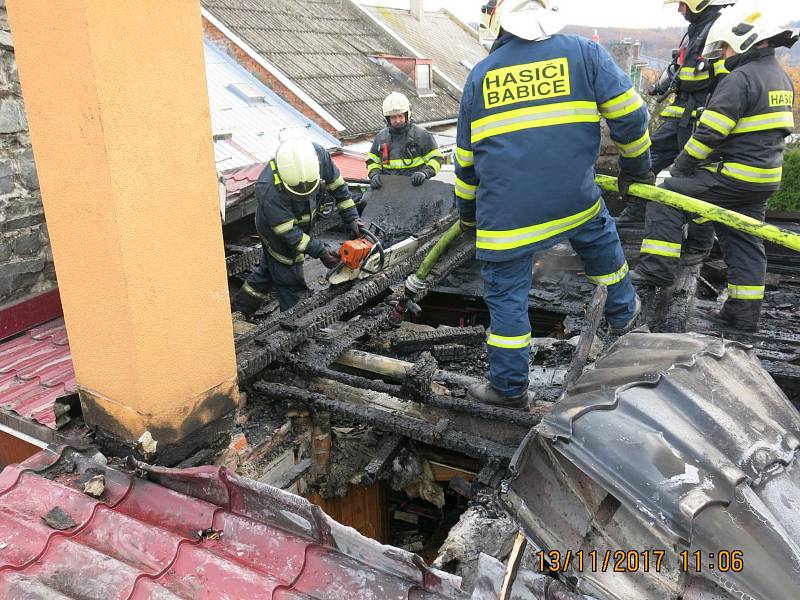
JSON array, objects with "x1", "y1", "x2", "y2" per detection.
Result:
[
  {"x1": 206, "y1": 39, "x2": 340, "y2": 176},
  {"x1": 201, "y1": 0, "x2": 461, "y2": 139},
  {"x1": 364, "y1": 6, "x2": 487, "y2": 90}
]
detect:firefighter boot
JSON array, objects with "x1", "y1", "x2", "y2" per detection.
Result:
[
  {"x1": 608, "y1": 294, "x2": 642, "y2": 336},
  {"x1": 467, "y1": 382, "x2": 534, "y2": 410},
  {"x1": 715, "y1": 299, "x2": 762, "y2": 333},
  {"x1": 231, "y1": 282, "x2": 268, "y2": 320}
]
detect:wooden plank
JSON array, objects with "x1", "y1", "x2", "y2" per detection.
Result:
[{"x1": 428, "y1": 461, "x2": 476, "y2": 483}]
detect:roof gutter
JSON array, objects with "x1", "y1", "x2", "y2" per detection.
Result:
[
  {"x1": 201, "y1": 8, "x2": 348, "y2": 132},
  {"x1": 417, "y1": 118, "x2": 458, "y2": 129},
  {"x1": 347, "y1": 0, "x2": 464, "y2": 94}
]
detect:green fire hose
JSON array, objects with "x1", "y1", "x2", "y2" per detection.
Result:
[
  {"x1": 398, "y1": 221, "x2": 464, "y2": 315},
  {"x1": 596, "y1": 174, "x2": 800, "y2": 253}
]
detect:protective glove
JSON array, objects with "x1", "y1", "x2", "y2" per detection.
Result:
[
  {"x1": 349, "y1": 218, "x2": 366, "y2": 239},
  {"x1": 669, "y1": 156, "x2": 695, "y2": 178},
  {"x1": 411, "y1": 171, "x2": 427, "y2": 186},
  {"x1": 319, "y1": 247, "x2": 340, "y2": 269},
  {"x1": 370, "y1": 173, "x2": 382, "y2": 189},
  {"x1": 618, "y1": 170, "x2": 656, "y2": 202}
]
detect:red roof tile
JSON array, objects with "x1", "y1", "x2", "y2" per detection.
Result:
[
  {"x1": 0, "y1": 319, "x2": 75, "y2": 429},
  {"x1": 331, "y1": 152, "x2": 369, "y2": 182},
  {"x1": 224, "y1": 163, "x2": 265, "y2": 200},
  {"x1": 0, "y1": 446, "x2": 467, "y2": 600}
]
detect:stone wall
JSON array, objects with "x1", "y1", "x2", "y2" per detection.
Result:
[{"x1": 0, "y1": 1, "x2": 56, "y2": 306}]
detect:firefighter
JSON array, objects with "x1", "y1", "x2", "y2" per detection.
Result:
[
  {"x1": 366, "y1": 92, "x2": 444, "y2": 190},
  {"x1": 231, "y1": 139, "x2": 361, "y2": 316},
  {"x1": 632, "y1": 1, "x2": 797, "y2": 332},
  {"x1": 617, "y1": 0, "x2": 736, "y2": 226},
  {"x1": 457, "y1": 0, "x2": 652, "y2": 408}
]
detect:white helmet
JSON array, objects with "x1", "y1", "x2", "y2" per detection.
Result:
[
  {"x1": 274, "y1": 139, "x2": 320, "y2": 196},
  {"x1": 663, "y1": 0, "x2": 735, "y2": 15},
  {"x1": 480, "y1": 0, "x2": 565, "y2": 42},
  {"x1": 703, "y1": 0, "x2": 799, "y2": 59},
  {"x1": 383, "y1": 92, "x2": 411, "y2": 119}
]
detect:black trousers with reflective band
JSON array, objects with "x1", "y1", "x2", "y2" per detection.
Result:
[
  {"x1": 235, "y1": 244, "x2": 308, "y2": 313},
  {"x1": 638, "y1": 170, "x2": 773, "y2": 327}
]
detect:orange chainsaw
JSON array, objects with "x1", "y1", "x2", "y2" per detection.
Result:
[{"x1": 326, "y1": 224, "x2": 386, "y2": 285}]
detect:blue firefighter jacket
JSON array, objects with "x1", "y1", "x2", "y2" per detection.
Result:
[{"x1": 455, "y1": 32, "x2": 652, "y2": 262}]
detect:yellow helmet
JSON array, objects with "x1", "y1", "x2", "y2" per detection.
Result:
[
  {"x1": 480, "y1": 0, "x2": 564, "y2": 42},
  {"x1": 663, "y1": 0, "x2": 736, "y2": 15},
  {"x1": 274, "y1": 139, "x2": 320, "y2": 197}
]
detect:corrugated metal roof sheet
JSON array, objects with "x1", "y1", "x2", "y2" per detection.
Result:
[
  {"x1": 365, "y1": 7, "x2": 487, "y2": 89},
  {"x1": 205, "y1": 40, "x2": 340, "y2": 174},
  {"x1": 0, "y1": 446, "x2": 468, "y2": 599},
  {"x1": 201, "y1": 0, "x2": 461, "y2": 139},
  {"x1": 0, "y1": 319, "x2": 75, "y2": 430}
]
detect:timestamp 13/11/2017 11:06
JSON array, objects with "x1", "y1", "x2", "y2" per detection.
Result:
[{"x1": 536, "y1": 549, "x2": 745, "y2": 574}]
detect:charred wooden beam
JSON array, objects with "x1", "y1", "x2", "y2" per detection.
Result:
[
  {"x1": 253, "y1": 381, "x2": 517, "y2": 461},
  {"x1": 294, "y1": 362, "x2": 545, "y2": 428},
  {"x1": 564, "y1": 285, "x2": 606, "y2": 388},
  {"x1": 390, "y1": 326, "x2": 486, "y2": 355},
  {"x1": 361, "y1": 434, "x2": 405, "y2": 486}
]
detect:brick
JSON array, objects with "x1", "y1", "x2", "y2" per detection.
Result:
[
  {"x1": 0, "y1": 157, "x2": 12, "y2": 193},
  {"x1": 0, "y1": 97, "x2": 27, "y2": 134},
  {"x1": 0, "y1": 235, "x2": 11, "y2": 261},
  {"x1": 14, "y1": 148, "x2": 38, "y2": 190},
  {"x1": 2, "y1": 256, "x2": 45, "y2": 277},
  {"x1": 13, "y1": 229, "x2": 41, "y2": 255},
  {"x1": 0, "y1": 211, "x2": 44, "y2": 232}
]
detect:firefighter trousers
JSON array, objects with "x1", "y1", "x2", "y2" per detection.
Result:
[
  {"x1": 233, "y1": 245, "x2": 308, "y2": 314},
  {"x1": 638, "y1": 170, "x2": 773, "y2": 328},
  {"x1": 481, "y1": 205, "x2": 638, "y2": 397},
  {"x1": 623, "y1": 118, "x2": 715, "y2": 254}
]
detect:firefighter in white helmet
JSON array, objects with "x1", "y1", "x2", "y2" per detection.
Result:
[
  {"x1": 617, "y1": 0, "x2": 737, "y2": 226},
  {"x1": 633, "y1": 0, "x2": 798, "y2": 331},
  {"x1": 365, "y1": 92, "x2": 443, "y2": 190},
  {"x1": 456, "y1": 0, "x2": 651, "y2": 408},
  {"x1": 231, "y1": 139, "x2": 362, "y2": 317}
]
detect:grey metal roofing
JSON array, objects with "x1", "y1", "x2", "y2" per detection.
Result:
[
  {"x1": 205, "y1": 40, "x2": 340, "y2": 173},
  {"x1": 365, "y1": 6, "x2": 487, "y2": 89},
  {"x1": 201, "y1": 0, "x2": 462, "y2": 139},
  {"x1": 504, "y1": 331, "x2": 800, "y2": 600}
]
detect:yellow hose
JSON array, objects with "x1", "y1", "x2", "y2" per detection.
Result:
[{"x1": 596, "y1": 174, "x2": 800, "y2": 253}]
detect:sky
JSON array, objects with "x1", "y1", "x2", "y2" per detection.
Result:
[{"x1": 362, "y1": 1, "x2": 800, "y2": 29}]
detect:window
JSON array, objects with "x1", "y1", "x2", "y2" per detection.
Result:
[{"x1": 416, "y1": 63, "x2": 431, "y2": 92}]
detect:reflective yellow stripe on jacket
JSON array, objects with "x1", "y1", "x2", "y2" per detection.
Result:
[
  {"x1": 598, "y1": 88, "x2": 644, "y2": 120},
  {"x1": 731, "y1": 111, "x2": 794, "y2": 134},
  {"x1": 684, "y1": 136, "x2": 713, "y2": 160},
  {"x1": 456, "y1": 146, "x2": 474, "y2": 168},
  {"x1": 679, "y1": 66, "x2": 709, "y2": 82},
  {"x1": 455, "y1": 176, "x2": 477, "y2": 201},
  {"x1": 615, "y1": 130, "x2": 651, "y2": 158},
  {"x1": 698, "y1": 109, "x2": 736, "y2": 135},
  {"x1": 471, "y1": 101, "x2": 600, "y2": 144},
  {"x1": 424, "y1": 148, "x2": 443, "y2": 174},
  {"x1": 716, "y1": 162, "x2": 783, "y2": 184},
  {"x1": 476, "y1": 198, "x2": 602, "y2": 251}
]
